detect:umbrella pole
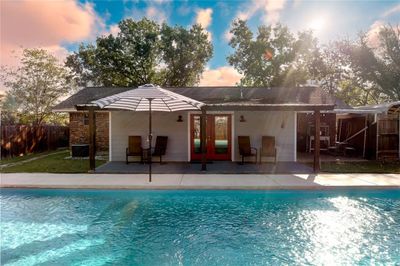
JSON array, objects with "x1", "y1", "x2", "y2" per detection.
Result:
[{"x1": 148, "y1": 98, "x2": 153, "y2": 182}]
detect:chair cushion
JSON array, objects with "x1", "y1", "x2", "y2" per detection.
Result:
[
  {"x1": 261, "y1": 136, "x2": 275, "y2": 156},
  {"x1": 238, "y1": 136, "x2": 251, "y2": 155},
  {"x1": 153, "y1": 136, "x2": 168, "y2": 156},
  {"x1": 128, "y1": 136, "x2": 142, "y2": 154}
]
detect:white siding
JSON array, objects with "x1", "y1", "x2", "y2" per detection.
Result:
[
  {"x1": 234, "y1": 111, "x2": 296, "y2": 162},
  {"x1": 110, "y1": 111, "x2": 188, "y2": 161},
  {"x1": 110, "y1": 110, "x2": 297, "y2": 162}
]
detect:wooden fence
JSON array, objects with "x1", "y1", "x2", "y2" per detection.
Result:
[{"x1": 0, "y1": 125, "x2": 69, "y2": 159}]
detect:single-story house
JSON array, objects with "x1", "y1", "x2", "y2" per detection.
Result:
[{"x1": 54, "y1": 85, "x2": 340, "y2": 170}]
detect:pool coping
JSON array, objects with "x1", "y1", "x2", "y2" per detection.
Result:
[{"x1": 1, "y1": 173, "x2": 400, "y2": 190}]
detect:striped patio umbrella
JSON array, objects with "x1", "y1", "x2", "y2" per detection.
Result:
[{"x1": 92, "y1": 84, "x2": 205, "y2": 182}]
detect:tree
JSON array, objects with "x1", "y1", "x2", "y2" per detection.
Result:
[
  {"x1": 227, "y1": 20, "x2": 320, "y2": 87},
  {"x1": 340, "y1": 25, "x2": 400, "y2": 101},
  {"x1": 305, "y1": 42, "x2": 348, "y2": 95},
  {"x1": 0, "y1": 48, "x2": 72, "y2": 126},
  {"x1": 335, "y1": 79, "x2": 381, "y2": 106},
  {"x1": 66, "y1": 18, "x2": 213, "y2": 87},
  {"x1": 0, "y1": 93, "x2": 20, "y2": 125},
  {"x1": 160, "y1": 24, "x2": 213, "y2": 86}
]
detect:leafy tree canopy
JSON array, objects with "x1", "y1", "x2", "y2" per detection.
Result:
[
  {"x1": 228, "y1": 20, "x2": 400, "y2": 105},
  {"x1": 0, "y1": 48, "x2": 72, "y2": 126},
  {"x1": 227, "y1": 20, "x2": 320, "y2": 87},
  {"x1": 338, "y1": 25, "x2": 400, "y2": 102},
  {"x1": 66, "y1": 18, "x2": 213, "y2": 87}
]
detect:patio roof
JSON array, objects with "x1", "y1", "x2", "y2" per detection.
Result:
[
  {"x1": 334, "y1": 101, "x2": 400, "y2": 115},
  {"x1": 54, "y1": 86, "x2": 339, "y2": 112}
]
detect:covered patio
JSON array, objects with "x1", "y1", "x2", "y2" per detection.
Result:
[
  {"x1": 53, "y1": 85, "x2": 340, "y2": 175},
  {"x1": 96, "y1": 161, "x2": 313, "y2": 174}
]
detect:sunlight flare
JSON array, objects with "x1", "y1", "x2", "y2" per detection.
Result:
[{"x1": 308, "y1": 16, "x2": 326, "y2": 32}]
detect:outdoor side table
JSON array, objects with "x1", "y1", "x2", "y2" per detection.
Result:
[{"x1": 142, "y1": 148, "x2": 151, "y2": 164}]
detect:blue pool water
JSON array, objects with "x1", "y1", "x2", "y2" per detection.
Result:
[{"x1": 1, "y1": 189, "x2": 399, "y2": 265}]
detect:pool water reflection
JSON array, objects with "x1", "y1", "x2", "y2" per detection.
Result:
[{"x1": 1, "y1": 189, "x2": 399, "y2": 265}]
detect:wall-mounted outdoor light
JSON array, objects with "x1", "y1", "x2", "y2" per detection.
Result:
[
  {"x1": 240, "y1": 115, "x2": 246, "y2": 122},
  {"x1": 281, "y1": 114, "x2": 287, "y2": 128},
  {"x1": 177, "y1": 115, "x2": 183, "y2": 122}
]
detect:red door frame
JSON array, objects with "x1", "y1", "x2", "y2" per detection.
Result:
[{"x1": 190, "y1": 114, "x2": 232, "y2": 161}]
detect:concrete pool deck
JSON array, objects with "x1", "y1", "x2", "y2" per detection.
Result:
[{"x1": 1, "y1": 173, "x2": 400, "y2": 190}]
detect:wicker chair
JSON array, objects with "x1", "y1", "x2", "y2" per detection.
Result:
[
  {"x1": 259, "y1": 136, "x2": 277, "y2": 163},
  {"x1": 126, "y1": 136, "x2": 143, "y2": 164},
  {"x1": 238, "y1": 136, "x2": 257, "y2": 164}
]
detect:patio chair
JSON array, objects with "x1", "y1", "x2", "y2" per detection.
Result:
[
  {"x1": 126, "y1": 136, "x2": 143, "y2": 164},
  {"x1": 259, "y1": 136, "x2": 277, "y2": 164},
  {"x1": 152, "y1": 136, "x2": 168, "y2": 163},
  {"x1": 238, "y1": 136, "x2": 257, "y2": 164}
]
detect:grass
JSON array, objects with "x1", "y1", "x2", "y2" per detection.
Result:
[
  {"x1": 321, "y1": 161, "x2": 400, "y2": 173},
  {"x1": 1, "y1": 150, "x2": 107, "y2": 173},
  {"x1": 2, "y1": 149, "x2": 399, "y2": 174},
  {"x1": 0, "y1": 149, "x2": 65, "y2": 166}
]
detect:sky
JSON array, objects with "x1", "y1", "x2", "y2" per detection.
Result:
[{"x1": 1, "y1": 0, "x2": 400, "y2": 92}]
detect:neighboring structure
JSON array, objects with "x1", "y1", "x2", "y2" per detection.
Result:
[
  {"x1": 54, "y1": 85, "x2": 337, "y2": 171},
  {"x1": 296, "y1": 98, "x2": 350, "y2": 154},
  {"x1": 334, "y1": 101, "x2": 400, "y2": 160}
]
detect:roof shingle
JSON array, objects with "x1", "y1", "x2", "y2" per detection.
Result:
[{"x1": 53, "y1": 86, "x2": 348, "y2": 111}]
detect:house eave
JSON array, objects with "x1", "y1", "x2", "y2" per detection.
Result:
[
  {"x1": 204, "y1": 103, "x2": 335, "y2": 111},
  {"x1": 52, "y1": 108, "x2": 76, "y2": 113}
]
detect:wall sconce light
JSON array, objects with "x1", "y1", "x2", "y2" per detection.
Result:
[
  {"x1": 240, "y1": 115, "x2": 246, "y2": 122},
  {"x1": 281, "y1": 114, "x2": 287, "y2": 128},
  {"x1": 177, "y1": 115, "x2": 183, "y2": 122}
]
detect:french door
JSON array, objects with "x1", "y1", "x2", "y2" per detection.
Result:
[{"x1": 190, "y1": 114, "x2": 232, "y2": 161}]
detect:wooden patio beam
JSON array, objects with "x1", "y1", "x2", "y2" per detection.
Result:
[
  {"x1": 200, "y1": 107, "x2": 207, "y2": 171},
  {"x1": 314, "y1": 109, "x2": 320, "y2": 173},
  {"x1": 88, "y1": 107, "x2": 96, "y2": 172}
]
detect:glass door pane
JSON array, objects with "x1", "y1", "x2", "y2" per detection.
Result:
[
  {"x1": 214, "y1": 116, "x2": 228, "y2": 154},
  {"x1": 193, "y1": 115, "x2": 201, "y2": 154}
]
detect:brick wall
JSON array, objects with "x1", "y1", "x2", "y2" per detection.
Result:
[{"x1": 69, "y1": 112, "x2": 109, "y2": 152}]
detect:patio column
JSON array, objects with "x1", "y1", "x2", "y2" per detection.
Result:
[
  {"x1": 313, "y1": 109, "x2": 320, "y2": 172},
  {"x1": 88, "y1": 107, "x2": 96, "y2": 171},
  {"x1": 200, "y1": 107, "x2": 207, "y2": 171}
]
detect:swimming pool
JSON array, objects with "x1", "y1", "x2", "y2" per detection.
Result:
[{"x1": 1, "y1": 189, "x2": 399, "y2": 265}]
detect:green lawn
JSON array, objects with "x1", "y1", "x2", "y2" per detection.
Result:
[
  {"x1": 1, "y1": 150, "x2": 107, "y2": 173},
  {"x1": 0, "y1": 149, "x2": 66, "y2": 166},
  {"x1": 321, "y1": 161, "x2": 400, "y2": 174}
]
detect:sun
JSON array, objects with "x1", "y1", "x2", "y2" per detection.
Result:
[{"x1": 308, "y1": 17, "x2": 326, "y2": 31}]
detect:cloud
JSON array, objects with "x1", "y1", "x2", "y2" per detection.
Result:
[
  {"x1": 146, "y1": 6, "x2": 168, "y2": 23},
  {"x1": 125, "y1": 4, "x2": 169, "y2": 23},
  {"x1": 366, "y1": 20, "x2": 384, "y2": 48},
  {"x1": 195, "y1": 8, "x2": 213, "y2": 41},
  {"x1": 108, "y1": 24, "x2": 121, "y2": 37},
  {"x1": 382, "y1": 4, "x2": 400, "y2": 17},
  {"x1": 0, "y1": 0, "x2": 103, "y2": 68},
  {"x1": 224, "y1": 30, "x2": 233, "y2": 42},
  {"x1": 235, "y1": 0, "x2": 286, "y2": 24},
  {"x1": 199, "y1": 66, "x2": 242, "y2": 86},
  {"x1": 1, "y1": 0, "x2": 102, "y2": 47},
  {"x1": 366, "y1": 20, "x2": 400, "y2": 49},
  {"x1": 196, "y1": 8, "x2": 213, "y2": 28}
]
